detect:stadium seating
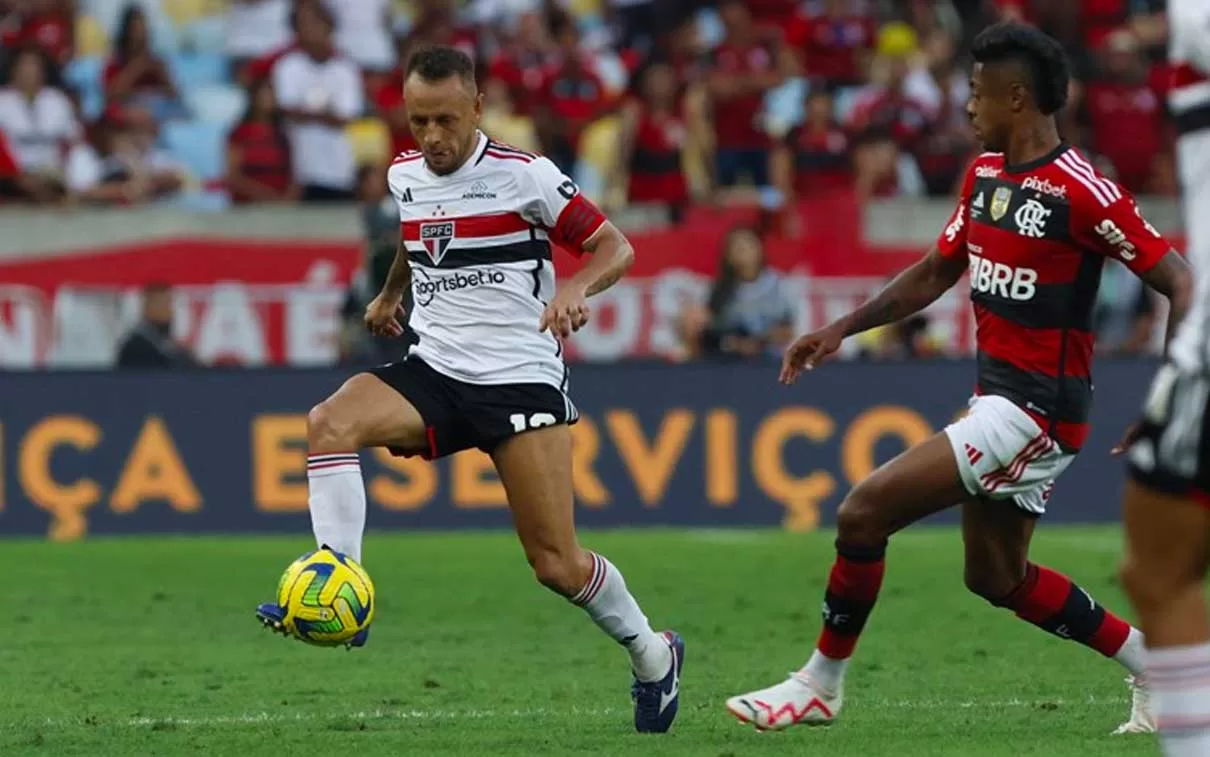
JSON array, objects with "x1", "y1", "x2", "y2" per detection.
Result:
[
  {"x1": 161, "y1": 119, "x2": 225, "y2": 183},
  {"x1": 63, "y1": 56, "x2": 106, "y2": 121},
  {"x1": 185, "y1": 84, "x2": 246, "y2": 129}
]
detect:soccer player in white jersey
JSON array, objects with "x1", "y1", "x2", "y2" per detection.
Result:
[
  {"x1": 1120, "y1": 1, "x2": 1210, "y2": 754},
  {"x1": 255, "y1": 46, "x2": 685, "y2": 734}
]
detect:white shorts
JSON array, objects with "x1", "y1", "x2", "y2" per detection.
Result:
[{"x1": 943, "y1": 395, "x2": 1076, "y2": 515}]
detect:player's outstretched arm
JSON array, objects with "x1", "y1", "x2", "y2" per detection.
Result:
[
  {"x1": 539, "y1": 222, "x2": 634, "y2": 340},
  {"x1": 365, "y1": 239, "x2": 411, "y2": 338},
  {"x1": 780, "y1": 246, "x2": 965, "y2": 384},
  {"x1": 1139, "y1": 250, "x2": 1193, "y2": 350}
]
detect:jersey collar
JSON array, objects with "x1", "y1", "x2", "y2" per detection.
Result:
[
  {"x1": 1003, "y1": 141, "x2": 1070, "y2": 174},
  {"x1": 425, "y1": 131, "x2": 488, "y2": 180}
]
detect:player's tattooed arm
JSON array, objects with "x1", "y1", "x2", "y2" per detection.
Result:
[
  {"x1": 1139, "y1": 250, "x2": 1193, "y2": 350},
  {"x1": 572, "y1": 221, "x2": 635, "y2": 297},
  {"x1": 382, "y1": 239, "x2": 413, "y2": 298},
  {"x1": 839, "y1": 246, "x2": 967, "y2": 337}
]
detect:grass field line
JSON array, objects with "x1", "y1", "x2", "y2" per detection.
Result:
[{"x1": 17, "y1": 694, "x2": 1131, "y2": 731}]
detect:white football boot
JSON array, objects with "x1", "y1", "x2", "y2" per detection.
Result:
[
  {"x1": 725, "y1": 672, "x2": 842, "y2": 731},
  {"x1": 1112, "y1": 676, "x2": 1155, "y2": 735}
]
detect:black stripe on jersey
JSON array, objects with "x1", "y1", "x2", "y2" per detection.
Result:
[
  {"x1": 971, "y1": 280, "x2": 1097, "y2": 330},
  {"x1": 1175, "y1": 103, "x2": 1210, "y2": 135},
  {"x1": 487, "y1": 140, "x2": 538, "y2": 158},
  {"x1": 976, "y1": 351, "x2": 1092, "y2": 426},
  {"x1": 530, "y1": 260, "x2": 543, "y2": 300},
  {"x1": 969, "y1": 177, "x2": 1072, "y2": 243},
  {"x1": 408, "y1": 240, "x2": 552, "y2": 268}
]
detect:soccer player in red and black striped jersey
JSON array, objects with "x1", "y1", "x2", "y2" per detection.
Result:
[{"x1": 727, "y1": 22, "x2": 1192, "y2": 734}]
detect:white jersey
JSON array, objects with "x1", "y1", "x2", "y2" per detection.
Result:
[
  {"x1": 1166, "y1": 0, "x2": 1210, "y2": 372},
  {"x1": 387, "y1": 131, "x2": 607, "y2": 388}
]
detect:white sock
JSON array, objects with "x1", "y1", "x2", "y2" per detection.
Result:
[
  {"x1": 1149, "y1": 642, "x2": 1210, "y2": 757},
  {"x1": 1114, "y1": 626, "x2": 1147, "y2": 677},
  {"x1": 307, "y1": 453, "x2": 366, "y2": 563},
  {"x1": 801, "y1": 650, "x2": 847, "y2": 695},
  {"x1": 571, "y1": 552, "x2": 672, "y2": 682}
]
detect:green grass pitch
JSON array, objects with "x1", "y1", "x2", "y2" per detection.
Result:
[{"x1": 1, "y1": 527, "x2": 1161, "y2": 756}]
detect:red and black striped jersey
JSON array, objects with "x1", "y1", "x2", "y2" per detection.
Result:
[{"x1": 937, "y1": 144, "x2": 1171, "y2": 450}]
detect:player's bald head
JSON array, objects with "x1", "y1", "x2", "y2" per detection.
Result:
[{"x1": 405, "y1": 45, "x2": 478, "y2": 100}]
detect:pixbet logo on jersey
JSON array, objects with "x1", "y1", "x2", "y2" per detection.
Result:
[
  {"x1": 1022, "y1": 176, "x2": 1068, "y2": 199},
  {"x1": 421, "y1": 222, "x2": 455, "y2": 265},
  {"x1": 412, "y1": 267, "x2": 506, "y2": 307}
]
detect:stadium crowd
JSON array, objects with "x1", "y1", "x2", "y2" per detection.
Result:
[{"x1": 0, "y1": 0, "x2": 1179, "y2": 367}]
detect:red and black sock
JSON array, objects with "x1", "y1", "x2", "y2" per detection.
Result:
[
  {"x1": 816, "y1": 541, "x2": 887, "y2": 660},
  {"x1": 1000, "y1": 563, "x2": 1131, "y2": 657}
]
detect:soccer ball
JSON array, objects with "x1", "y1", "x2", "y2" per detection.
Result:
[{"x1": 275, "y1": 548, "x2": 375, "y2": 646}]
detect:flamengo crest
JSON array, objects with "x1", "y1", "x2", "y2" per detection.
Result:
[{"x1": 420, "y1": 222, "x2": 455, "y2": 265}]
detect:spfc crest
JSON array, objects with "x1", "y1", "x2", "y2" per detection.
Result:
[
  {"x1": 990, "y1": 186, "x2": 1012, "y2": 221},
  {"x1": 420, "y1": 221, "x2": 454, "y2": 265}
]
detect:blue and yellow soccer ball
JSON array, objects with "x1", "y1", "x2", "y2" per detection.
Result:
[{"x1": 275, "y1": 549, "x2": 375, "y2": 646}]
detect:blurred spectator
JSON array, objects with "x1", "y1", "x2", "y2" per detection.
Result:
[
  {"x1": 1085, "y1": 29, "x2": 1163, "y2": 193},
  {"x1": 226, "y1": 77, "x2": 299, "y2": 205},
  {"x1": 608, "y1": 0, "x2": 658, "y2": 56},
  {"x1": 272, "y1": 0, "x2": 362, "y2": 202},
  {"x1": 904, "y1": 30, "x2": 976, "y2": 195},
  {"x1": 486, "y1": 10, "x2": 556, "y2": 116},
  {"x1": 480, "y1": 77, "x2": 539, "y2": 152},
  {"x1": 226, "y1": 0, "x2": 292, "y2": 81},
  {"x1": 115, "y1": 284, "x2": 197, "y2": 369},
  {"x1": 0, "y1": 46, "x2": 79, "y2": 201},
  {"x1": 403, "y1": 0, "x2": 479, "y2": 63},
  {"x1": 785, "y1": 0, "x2": 877, "y2": 86},
  {"x1": 855, "y1": 313, "x2": 944, "y2": 359},
  {"x1": 846, "y1": 24, "x2": 932, "y2": 198},
  {"x1": 103, "y1": 4, "x2": 187, "y2": 122},
  {"x1": 686, "y1": 226, "x2": 796, "y2": 359},
  {"x1": 615, "y1": 62, "x2": 688, "y2": 221},
  {"x1": 534, "y1": 10, "x2": 611, "y2": 175},
  {"x1": 64, "y1": 106, "x2": 185, "y2": 205},
  {"x1": 708, "y1": 0, "x2": 781, "y2": 190},
  {"x1": 1094, "y1": 260, "x2": 1157, "y2": 355},
  {"x1": 0, "y1": 0, "x2": 73, "y2": 74},
  {"x1": 326, "y1": 0, "x2": 396, "y2": 75},
  {"x1": 772, "y1": 86, "x2": 852, "y2": 206},
  {"x1": 373, "y1": 36, "x2": 421, "y2": 160}
]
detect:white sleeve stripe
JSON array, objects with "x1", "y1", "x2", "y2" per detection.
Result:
[
  {"x1": 1059, "y1": 151, "x2": 1121, "y2": 203},
  {"x1": 1063, "y1": 149, "x2": 1122, "y2": 200},
  {"x1": 1055, "y1": 155, "x2": 1110, "y2": 207}
]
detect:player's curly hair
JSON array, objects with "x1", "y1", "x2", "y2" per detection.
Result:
[
  {"x1": 406, "y1": 45, "x2": 476, "y2": 88},
  {"x1": 972, "y1": 23, "x2": 1070, "y2": 116}
]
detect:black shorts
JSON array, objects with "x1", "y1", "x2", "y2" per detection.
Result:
[
  {"x1": 1126, "y1": 362, "x2": 1210, "y2": 501},
  {"x1": 370, "y1": 356, "x2": 578, "y2": 459}
]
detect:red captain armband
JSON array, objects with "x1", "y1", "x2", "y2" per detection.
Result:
[{"x1": 551, "y1": 194, "x2": 607, "y2": 255}]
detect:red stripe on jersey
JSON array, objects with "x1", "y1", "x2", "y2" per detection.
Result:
[
  {"x1": 974, "y1": 306, "x2": 1093, "y2": 379},
  {"x1": 483, "y1": 150, "x2": 533, "y2": 163},
  {"x1": 970, "y1": 386, "x2": 1090, "y2": 450},
  {"x1": 401, "y1": 212, "x2": 534, "y2": 241},
  {"x1": 1172, "y1": 62, "x2": 1210, "y2": 89},
  {"x1": 392, "y1": 152, "x2": 422, "y2": 165},
  {"x1": 968, "y1": 223, "x2": 1086, "y2": 283}
]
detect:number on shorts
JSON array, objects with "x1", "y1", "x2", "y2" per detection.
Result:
[{"x1": 509, "y1": 412, "x2": 558, "y2": 433}]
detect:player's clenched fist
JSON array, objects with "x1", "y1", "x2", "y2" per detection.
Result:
[
  {"x1": 365, "y1": 293, "x2": 406, "y2": 338},
  {"x1": 779, "y1": 323, "x2": 844, "y2": 385},
  {"x1": 539, "y1": 286, "x2": 590, "y2": 339}
]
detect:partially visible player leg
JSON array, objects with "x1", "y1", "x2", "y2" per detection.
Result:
[
  {"x1": 726, "y1": 432, "x2": 969, "y2": 730},
  {"x1": 1122, "y1": 483, "x2": 1210, "y2": 755},
  {"x1": 257, "y1": 372, "x2": 430, "y2": 644},
  {"x1": 960, "y1": 496, "x2": 1150, "y2": 733},
  {"x1": 491, "y1": 424, "x2": 682, "y2": 733}
]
